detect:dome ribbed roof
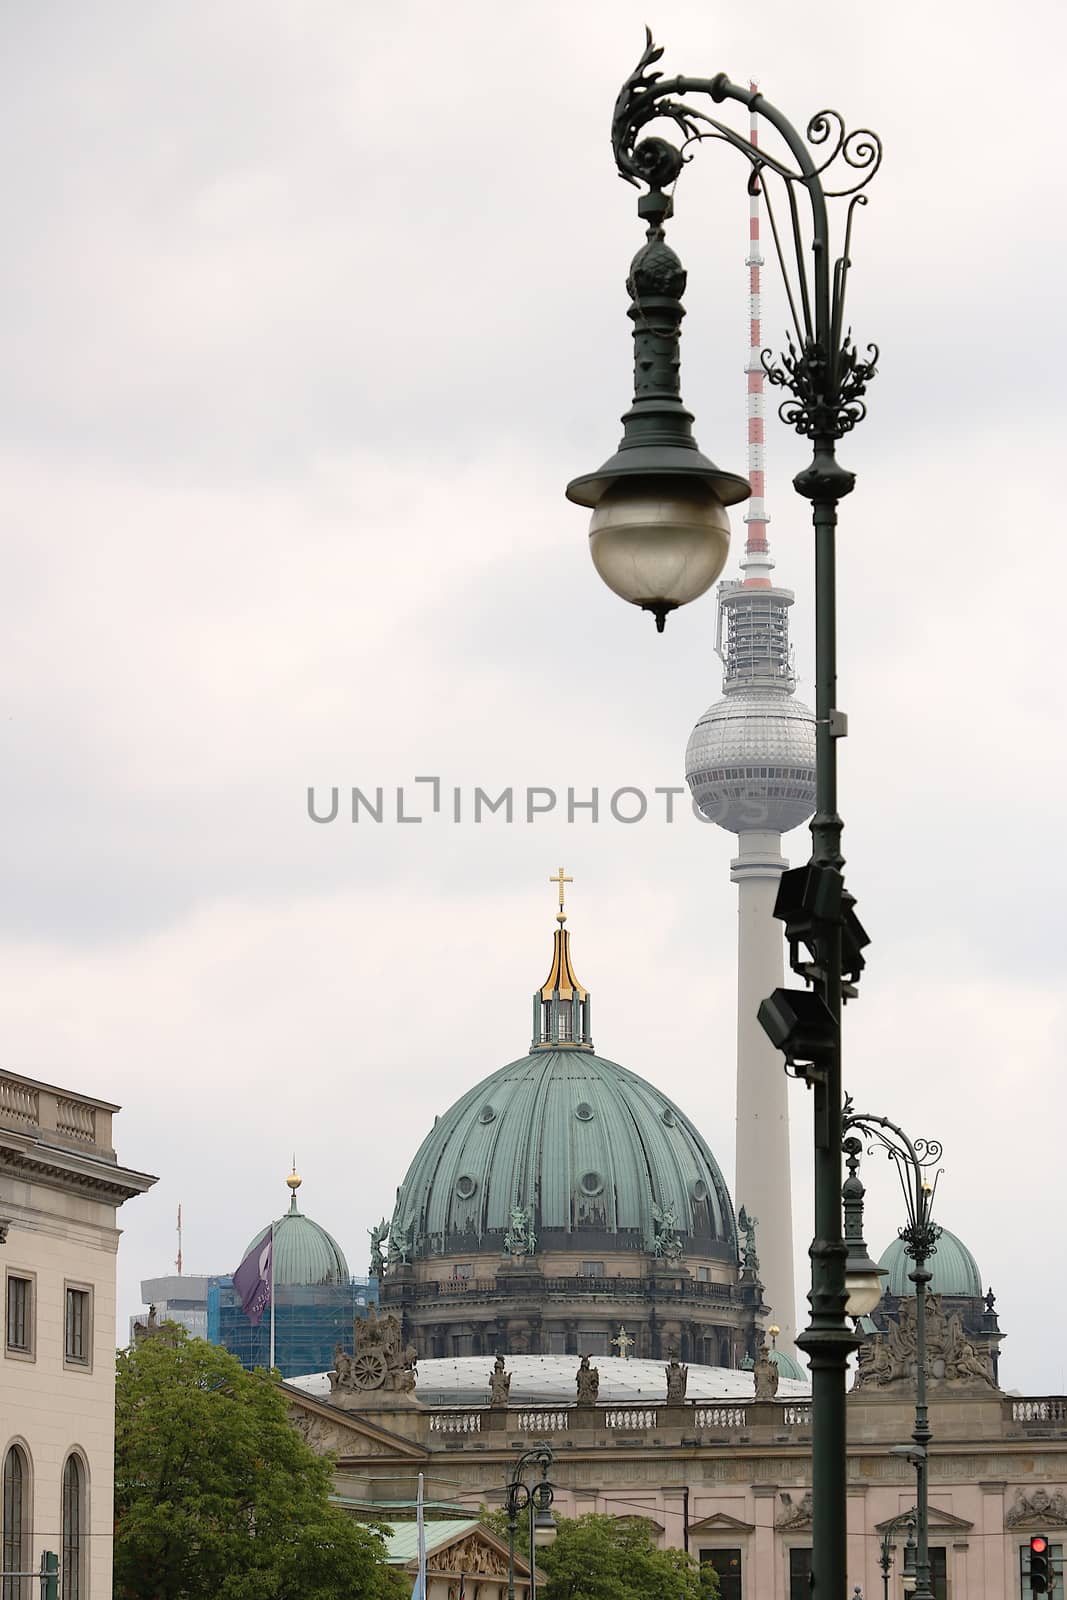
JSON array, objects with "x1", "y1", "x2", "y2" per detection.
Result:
[
  {"x1": 878, "y1": 1227, "x2": 981, "y2": 1299},
  {"x1": 245, "y1": 1193, "x2": 349, "y2": 1287},
  {"x1": 392, "y1": 1048, "x2": 736, "y2": 1260}
]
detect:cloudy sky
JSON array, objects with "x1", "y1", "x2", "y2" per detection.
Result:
[{"x1": 4, "y1": 1, "x2": 1065, "y2": 1391}]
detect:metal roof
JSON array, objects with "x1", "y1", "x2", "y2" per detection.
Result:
[
  {"x1": 391, "y1": 1048, "x2": 735, "y2": 1255},
  {"x1": 879, "y1": 1227, "x2": 982, "y2": 1299},
  {"x1": 290, "y1": 1353, "x2": 811, "y2": 1405},
  {"x1": 245, "y1": 1196, "x2": 350, "y2": 1287},
  {"x1": 381, "y1": 1520, "x2": 481, "y2": 1564}
]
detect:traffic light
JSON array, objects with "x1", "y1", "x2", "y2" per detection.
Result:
[{"x1": 1030, "y1": 1534, "x2": 1050, "y2": 1593}]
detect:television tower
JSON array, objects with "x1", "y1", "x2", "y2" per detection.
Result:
[{"x1": 684, "y1": 91, "x2": 816, "y2": 1358}]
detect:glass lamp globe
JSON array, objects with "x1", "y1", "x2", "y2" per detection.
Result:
[
  {"x1": 532, "y1": 1505, "x2": 557, "y2": 1547},
  {"x1": 844, "y1": 1250, "x2": 887, "y2": 1318},
  {"x1": 588, "y1": 477, "x2": 731, "y2": 629}
]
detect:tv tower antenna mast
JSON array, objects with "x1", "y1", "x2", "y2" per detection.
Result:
[{"x1": 684, "y1": 87, "x2": 817, "y2": 1360}]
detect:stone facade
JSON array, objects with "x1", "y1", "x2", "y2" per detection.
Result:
[
  {"x1": 0, "y1": 1069, "x2": 155, "y2": 1599},
  {"x1": 286, "y1": 1377, "x2": 1067, "y2": 1600}
]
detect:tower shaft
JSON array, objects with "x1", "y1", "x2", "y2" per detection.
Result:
[{"x1": 732, "y1": 831, "x2": 797, "y2": 1354}]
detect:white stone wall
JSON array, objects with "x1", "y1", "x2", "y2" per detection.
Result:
[{"x1": 1, "y1": 1178, "x2": 121, "y2": 1600}]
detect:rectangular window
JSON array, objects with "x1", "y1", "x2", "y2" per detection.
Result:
[
  {"x1": 700, "y1": 1548, "x2": 742, "y2": 1600},
  {"x1": 788, "y1": 1548, "x2": 812, "y2": 1600},
  {"x1": 4, "y1": 1275, "x2": 33, "y2": 1359},
  {"x1": 580, "y1": 1261, "x2": 604, "y2": 1277},
  {"x1": 1020, "y1": 1543, "x2": 1064, "y2": 1600},
  {"x1": 452, "y1": 1334, "x2": 473, "y2": 1356},
  {"x1": 547, "y1": 1332, "x2": 567, "y2": 1354},
  {"x1": 698, "y1": 1266, "x2": 711, "y2": 1282},
  {"x1": 64, "y1": 1284, "x2": 93, "y2": 1369},
  {"x1": 930, "y1": 1547, "x2": 948, "y2": 1600},
  {"x1": 579, "y1": 1331, "x2": 609, "y2": 1356},
  {"x1": 453, "y1": 1263, "x2": 473, "y2": 1280}
]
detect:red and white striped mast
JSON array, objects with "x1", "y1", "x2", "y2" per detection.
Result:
[{"x1": 743, "y1": 84, "x2": 773, "y2": 591}]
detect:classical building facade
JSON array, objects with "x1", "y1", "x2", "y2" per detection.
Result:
[
  {"x1": 0, "y1": 1069, "x2": 156, "y2": 1600},
  {"x1": 284, "y1": 1353, "x2": 1067, "y2": 1600},
  {"x1": 379, "y1": 905, "x2": 766, "y2": 1368}
]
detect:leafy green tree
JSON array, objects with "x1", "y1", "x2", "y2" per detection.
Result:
[
  {"x1": 115, "y1": 1326, "x2": 406, "y2": 1600},
  {"x1": 482, "y1": 1511, "x2": 719, "y2": 1600}
]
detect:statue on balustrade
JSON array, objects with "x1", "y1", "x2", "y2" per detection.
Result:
[
  {"x1": 753, "y1": 1340, "x2": 779, "y2": 1401},
  {"x1": 489, "y1": 1354, "x2": 511, "y2": 1407},
  {"x1": 665, "y1": 1353, "x2": 688, "y2": 1402},
  {"x1": 576, "y1": 1354, "x2": 600, "y2": 1404}
]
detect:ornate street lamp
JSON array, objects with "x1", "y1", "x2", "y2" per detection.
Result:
[
  {"x1": 843, "y1": 1104, "x2": 943, "y2": 1600},
  {"x1": 566, "y1": 32, "x2": 881, "y2": 1600},
  {"x1": 504, "y1": 1445, "x2": 556, "y2": 1600}
]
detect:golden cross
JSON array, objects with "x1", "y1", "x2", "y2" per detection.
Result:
[{"x1": 549, "y1": 867, "x2": 573, "y2": 923}]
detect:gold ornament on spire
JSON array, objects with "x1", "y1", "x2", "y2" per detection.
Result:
[{"x1": 287, "y1": 1157, "x2": 301, "y2": 1193}]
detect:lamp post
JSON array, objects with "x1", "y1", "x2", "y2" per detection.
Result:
[
  {"x1": 843, "y1": 1105, "x2": 942, "y2": 1600},
  {"x1": 504, "y1": 1446, "x2": 556, "y2": 1600},
  {"x1": 566, "y1": 32, "x2": 880, "y2": 1600}
]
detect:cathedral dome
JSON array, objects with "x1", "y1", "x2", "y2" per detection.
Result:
[
  {"x1": 685, "y1": 687, "x2": 816, "y2": 835},
  {"x1": 391, "y1": 1045, "x2": 737, "y2": 1262},
  {"x1": 878, "y1": 1227, "x2": 982, "y2": 1299},
  {"x1": 245, "y1": 1175, "x2": 350, "y2": 1287}
]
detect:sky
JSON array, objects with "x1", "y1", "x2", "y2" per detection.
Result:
[{"x1": 3, "y1": 1, "x2": 1066, "y2": 1392}]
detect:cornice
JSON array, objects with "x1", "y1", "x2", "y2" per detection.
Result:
[{"x1": 0, "y1": 1135, "x2": 156, "y2": 1204}]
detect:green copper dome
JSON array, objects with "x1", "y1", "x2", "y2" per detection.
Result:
[
  {"x1": 391, "y1": 1045, "x2": 736, "y2": 1261},
  {"x1": 245, "y1": 1176, "x2": 349, "y2": 1287},
  {"x1": 878, "y1": 1227, "x2": 981, "y2": 1299}
]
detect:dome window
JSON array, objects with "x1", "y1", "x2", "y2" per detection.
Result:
[
  {"x1": 575, "y1": 1102, "x2": 594, "y2": 1121},
  {"x1": 479, "y1": 1105, "x2": 496, "y2": 1124},
  {"x1": 692, "y1": 1179, "x2": 708, "y2": 1201},
  {"x1": 558, "y1": 1008, "x2": 573, "y2": 1042},
  {"x1": 661, "y1": 1108, "x2": 676, "y2": 1127},
  {"x1": 455, "y1": 1175, "x2": 478, "y2": 1199},
  {"x1": 580, "y1": 1171, "x2": 604, "y2": 1196}
]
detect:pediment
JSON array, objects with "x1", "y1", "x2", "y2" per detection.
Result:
[
  {"x1": 875, "y1": 1507, "x2": 974, "y2": 1534},
  {"x1": 690, "y1": 1512, "x2": 756, "y2": 1535},
  {"x1": 284, "y1": 1387, "x2": 429, "y2": 1461},
  {"x1": 409, "y1": 1526, "x2": 536, "y2": 1581}
]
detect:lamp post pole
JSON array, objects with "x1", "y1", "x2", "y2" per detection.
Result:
[
  {"x1": 504, "y1": 1446, "x2": 555, "y2": 1600},
  {"x1": 566, "y1": 33, "x2": 881, "y2": 1600},
  {"x1": 843, "y1": 1107, "x2": 942, "y2": 1600}
]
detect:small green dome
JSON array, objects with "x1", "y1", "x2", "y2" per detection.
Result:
[
  {"x1": 878, "y1": 1227, "x2": 981, "y2": 1299},
  {"x1": 245, "y1": 1183, "x2": 349, "y2": 1287}
]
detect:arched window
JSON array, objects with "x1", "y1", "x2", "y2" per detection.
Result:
[
  {"x1": 2, "y1": 1444, "x2": 28, "y2": 1600},
  {"x1": 62, "y1": 1455, "x2": 85, "y2": 1600}
]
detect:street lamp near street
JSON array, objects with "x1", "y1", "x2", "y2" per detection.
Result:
[
  {"x1": 566, "y1": 31, "x2": 881, "y2": 1600},
  {"x1": 843, "y1": 1103, "x2": 943, "y2": 1600},
  {"x1": 504, "y1": 1446, "x2": 556, "y2": 1600}
]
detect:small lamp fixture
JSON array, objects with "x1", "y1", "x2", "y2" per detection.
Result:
[
  {"x1": 532, "y1": 1481, "x2": 557, "y2": 1547},
  {"x1": 902, "y1": 1520, "x2": 917, "y2": 1594},
  {"x1": 566, "y1": 187, "x2": 748, "y2": 631},
  {"x1": 842, "y1": 1138, "x2": 888, "y2": 1318}
]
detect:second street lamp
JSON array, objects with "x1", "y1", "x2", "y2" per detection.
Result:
[
  {"x1": 567, "y1": 31, "x2": 880, "y2": 1600},
  {"x1": 843, "y1": 1103, "x2": 943, "y2": 1600},
  {"x1": 504, "y1": 1446, "x2": 556, "y2": 1600}
]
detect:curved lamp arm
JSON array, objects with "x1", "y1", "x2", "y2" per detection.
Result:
[{"x1": 610, "y1": 30, "x2": 880, "y2": 446}]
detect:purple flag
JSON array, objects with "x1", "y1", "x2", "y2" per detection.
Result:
[{"x1": 233, "y1": 1230, "x2": 273, "y2": 1326}]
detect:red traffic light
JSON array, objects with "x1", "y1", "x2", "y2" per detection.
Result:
[{"x1": 1032, "y1": 1539, "x2": 1049, "y2": 1555}]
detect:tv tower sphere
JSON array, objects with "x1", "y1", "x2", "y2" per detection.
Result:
[{"x1": 685, "y1": 669, "x2": 816, "y2": 836}]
